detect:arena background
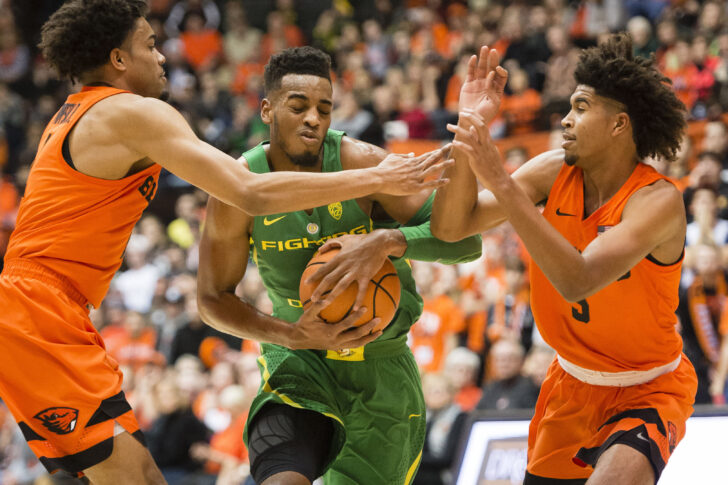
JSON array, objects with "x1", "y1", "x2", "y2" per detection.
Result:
[{"x1": 1, "y1": 0, "x2": 727, "y2": 484}]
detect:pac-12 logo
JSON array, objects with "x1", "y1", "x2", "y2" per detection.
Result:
[
  {"x1": 328, "y1": 202, "x2": 343, "y2": 220},
  {"x1": 33, "y1": 407, "x2": 79, "y2": 435}
]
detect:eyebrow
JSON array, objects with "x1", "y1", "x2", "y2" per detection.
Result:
[
  {"x1": 287, "y1": 93, "x2": 333, "y2": 106},
  {"x1": 572, "y1": 96, "x2": 590, "y2": 106}
]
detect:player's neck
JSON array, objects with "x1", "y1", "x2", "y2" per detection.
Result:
[{"x1": 581, "y1": 152, "x2": 639, "y2": 215}]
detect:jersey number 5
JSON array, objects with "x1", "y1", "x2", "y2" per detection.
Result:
[{"x1": 572, "y1": 299, "x2": 590, "y2": 323}]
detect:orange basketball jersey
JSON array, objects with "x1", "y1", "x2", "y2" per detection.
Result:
[
  {"x1": 5, "y1": 86, "x2": 161, "y2": 308},
  {"x1": 530, "y1": 162, "x2": 683, "y2": 372}
]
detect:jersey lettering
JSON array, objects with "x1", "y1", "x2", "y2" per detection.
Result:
[
  {"x1": 258, "y1": 225, "x2": 369, "y2": 252},
  {"x1": 138, "y1": 175, "x2": 157, "y2": 203}
]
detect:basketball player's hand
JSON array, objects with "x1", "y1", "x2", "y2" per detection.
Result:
[
  {"x1": 458, "y1": 46, "x2": 508, "y2": 124},
  {"x1": 376, "y1": 145, "x2": 454, "y2": 195},
  {"x1": 291, "y1": 302, "x2": 383, "y2": 350},
  {"x1": 306, "y1": 232, "x2": 397, "y2": 310},
  {"x1": 447, "y1": 110, "x2": 505, "y2": 192}
]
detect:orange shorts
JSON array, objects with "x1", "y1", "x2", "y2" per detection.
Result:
[
  {"x1": 527, "y1": 354, "x2": 697, "y2": 481},
  {"x1": 0, "y1": 260, "x2": 142, "y2": 475}
]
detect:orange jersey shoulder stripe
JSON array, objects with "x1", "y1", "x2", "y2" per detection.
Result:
[
  {"x1": 5, "y1": 86, "x2": 161, "y2": 307},
  {"x1": 530, "y1": 162, "x2": 683, "y2": 372}
]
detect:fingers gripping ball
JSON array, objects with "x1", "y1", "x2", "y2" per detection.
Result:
[{"x1": 299, "y1": 248, "x2": 401, "y2": 333}]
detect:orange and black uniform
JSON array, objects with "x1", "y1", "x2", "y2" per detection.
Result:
[
  {"x1": 0, "y1": 86, "x2": 160, "y2": 474},
  {"x1": 526, "y1": 162, "x2": 697, "y2": 482}
]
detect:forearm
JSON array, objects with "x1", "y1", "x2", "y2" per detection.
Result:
[
  {"x1": 248, "y1": 168, "x2": 385, "y2": 215},
  {"x1": 197, "y1": 292, "x2": 293, "y2": 347},
  {"x1": 399, "y1": 221, "x2": 482, "y2": 263},
  {"x1": 431, "y1": 143, "x2": 480, "y2": 241},
  {"x1": 489, "y1": 177, "x2": 588, "y2": 301}
]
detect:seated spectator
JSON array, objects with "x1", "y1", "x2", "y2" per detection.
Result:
[
  {"x1": 501, "y1": 67, "x2": 542, "y2": 136},
  {"x1": 677, "y1": 243, "x2": 727, "y2": 404},
  {"x1": 101, "y1": 311, "x2": 165, "y2": 370},
  {"x1": 113, "y1": 235, "x2": 160, "y2": 313},
  {"x1": 541, "y1": 25, "x2": 580, "y2": 129},
  {"x1": 145, "y1": 372, "x2": 211, "y2": 484},
  {"x1": 414, "y1": 373, "x2": 467, "y2": 485},
  {"x1": 443, "y1": 347, "x2": 483, "y2": 412},
  {"x1": 179, "y1": 12, "x2": 223, "y2": 72},
  {"x1": 522, "y1": 344, "x2": 556, "y2": 390},
  {"x1": 169, "y1": 296, "x2": 242, "y2": 365},
  {"x1": 685, "y1": 186, "x2": 728, "y2": 248},
  {"x1": 476, "y1": 339, "x2": 539, "y2": 411},
  {"x1": 193, "y1": 384, "x2": 251, "y2": 476}
]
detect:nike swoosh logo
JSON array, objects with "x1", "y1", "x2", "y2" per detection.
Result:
[
  {"x1": 636, "y1": 431, "x2": 649, "y2": 442},
  {"x1": 263, "y1": 215, "x2": 287, "y2": 226},
  {"x1": 555, "y1": 208, "x2": 576, "y2": 217},
  {"x1": 408, "y1": 414, "x2": 422, "y2": 420}
]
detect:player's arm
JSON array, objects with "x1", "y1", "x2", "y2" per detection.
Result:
[
  {"x1": 197, "y1": 195, "x2": 383, "y2": 350},
  {"x1": 449, "y1": 115, "x2": 686, "y2": 303},
  {"x1": 307, "y1": 137, "x2": 482, "y2": 305},
  {"x1": 117, "y1": 96, "x2": 452, "y2": 215}
]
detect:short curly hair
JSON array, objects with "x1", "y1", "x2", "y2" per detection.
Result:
[
  {"x1": 39, "y1": 0, "x2": 148, "y2": 82},
  {"x1": 264, "y1": 46, "x2": 331, "y2": 95},
  {"x1": 574, "y1": 33, "x2": 686, "y2": 162}
]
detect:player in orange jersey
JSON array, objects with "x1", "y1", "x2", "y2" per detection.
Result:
[
  {"x1": 0, "y1": 1, "x2": 452, "y2": 483},
  {"x1": 432, "y1": 35, "x2": 697, "y2": 484}
]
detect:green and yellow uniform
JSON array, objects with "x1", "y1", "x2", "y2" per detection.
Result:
[{"x1": 243, "y1": 130, "x2": 481, "y2": 484}]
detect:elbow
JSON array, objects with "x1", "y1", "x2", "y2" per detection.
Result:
[
  {"x1": 233, "y1": 182, "x2": 267, "y2": 216},
  {"x1": 559, "y1": 282, "x2": 593, "y2": 303},
  {"x1": 196, "y1": 292, "x2": 217, "y2": 325},
  {"x1": 431, "y1": 221, "x2": 467, "y2": 243}
]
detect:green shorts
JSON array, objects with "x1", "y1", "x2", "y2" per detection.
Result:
[{"x1": 244, "y1": 336, "x2": 426, "y2": 485}]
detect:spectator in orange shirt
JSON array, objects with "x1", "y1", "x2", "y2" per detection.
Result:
[
  {"x1": 260, "y1": 11, "x2": 304, "y2": 64},
  {"x1": 179, "y1": 12, "x2": 223, "y2": 72},
  {"x1": 410, "y1": 263, "x2": 465, "y2": 373},
  {"x1": 501, "y1": 67, "x2": 542, "y2": 135},
  {"x1": 191, "y1": 384, "x2": 251, "y2": 475},
  {"x1": 102, "y1": 311, "x2": 165, "y2": 370}
]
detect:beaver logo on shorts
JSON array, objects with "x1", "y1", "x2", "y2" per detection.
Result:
[
  {"x1": 33, "y1": 407, "x2": 79, "y2": 435},
  {"x1": 668, "y1": 421, "x2": 677, "y2": 453}
]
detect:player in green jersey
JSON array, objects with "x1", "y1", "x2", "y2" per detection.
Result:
[{"x1": 197, "y1": 46, "x2": 482, "y2": 485}]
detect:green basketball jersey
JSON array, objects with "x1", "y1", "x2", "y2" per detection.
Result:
[{"x1": 245, "y1": 129, "x2": 423, "y2": 342}]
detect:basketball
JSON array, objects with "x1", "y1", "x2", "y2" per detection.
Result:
[{"x1": 299, "y1": 248, "x2": 401, "y2": 332}]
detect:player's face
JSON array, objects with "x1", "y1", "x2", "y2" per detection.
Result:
[
  {"x1": 264, "y1": 74, "x2": 333, "y2": 167},
  {"x1": 560, "y1": 85, "x2": 624, "y2": 167},
  {"x1": 121, "y1": 18, "x2": 167, "y2": 99}
]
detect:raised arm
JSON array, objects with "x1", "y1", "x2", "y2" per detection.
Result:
[
  {"x1": 432, "y1": 46, "x2": 508, "y2": 240},
  {"x1": 119, "y1": 96, "x2": 452, "y2": 215},
  {"x1": 449, "y1": 114, "x2": 686, "y2": 302},
  {"x1": 197, "y1": 195, "x2": 383, "y2": 350}
]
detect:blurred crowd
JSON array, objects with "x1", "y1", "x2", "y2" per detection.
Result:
[{"x1": 2, "y1": 0, "x2": 728, "y2": 484}]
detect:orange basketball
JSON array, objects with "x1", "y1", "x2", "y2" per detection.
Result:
[{"x1": 299, "y1": 248, "x2": 401, "y2": 332}]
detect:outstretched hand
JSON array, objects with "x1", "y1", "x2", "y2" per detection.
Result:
[
  {"x1": 447, "y1": 110, "x2": 506, "y2": 192},
  {"x1": 376, "y1": 144, "x2": 454, "y2": 195},
  {"x1": 459, "y1": 46, "x2": 508, "y2": 125}
]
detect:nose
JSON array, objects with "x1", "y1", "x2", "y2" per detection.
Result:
[
  {"x1": 561, "y1": 111, "x2": 573, "y2": 129},
  {"x1": 157, "y1": 50, "x2": 166, "y2": 65},
  {"x1": 303, "y1": 107, "x2": 320, "y2": 128}
]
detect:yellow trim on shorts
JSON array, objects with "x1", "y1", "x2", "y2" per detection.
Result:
[
  {"x1": 257, "y1": 356, "x2": 344, "y2": 427},
  {"x1": 404, "y1": 449, "x2": 423, "y2": 485}
]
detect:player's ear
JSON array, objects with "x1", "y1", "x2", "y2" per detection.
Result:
[
  {"x1": 109, "y1": 47, "x2": 126, "y2": 72},
  {"x1": 261, "y1": 98, "x2": 273, "y2": 125},
  {"x1": 612, "y1": 112, "x2": 630, "y2": 137}
]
